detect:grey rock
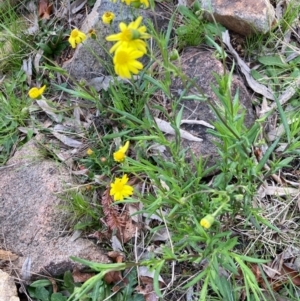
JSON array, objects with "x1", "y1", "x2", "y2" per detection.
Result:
[
  {"x1": 0, "y1": 270, "x2": 19, "y2": 301},
  {"x1": 63, "y1": 0, "x2": 169, "y2": 81},
  {"x1": 170, "y1": 47, "x2": 255, "y2": 169},
  {"x1": 201, "y1": 0, "x2": 276, "y2": 36},
  {"x1": 0, "y1": 138, "x2": 109, "y2": 280}
]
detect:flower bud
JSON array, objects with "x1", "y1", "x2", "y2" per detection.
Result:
[
  {"x1": 88, "y1": 29, "x2": 97, "y2": 39},
  {"x1": 169, "y1": 49, "x2": 179, "y2": 61},
  {"x1": 102, "y1": 12, "x2": 115, "y2": 24},
  {"x1": 21, "y1": 107, "x2": 29, "y2": 115},
  {"x1": 178, "y1": 197, "x2": 187, "y2": 204},
  {"x1": 235, "y1": 194, "x2": 244, "y2": 201},
  {"x1": 200, "y1": 214, "x2": 215, "y2": 229},
  {"x1": 87, "y1": 148, "x2": 94, "y2": 155}
]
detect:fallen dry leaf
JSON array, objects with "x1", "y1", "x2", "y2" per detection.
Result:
[
  {"x1": 103, "y1": 251, "x2": 125, "y2": 287},
  {"x1": 107, "y1": 251, "x2": 125, "y2": 263},
  {"x1": 36, "y1": 100, "x2": 61, "y2": 123},
  {"x1": 281, "y1": 263, "x2": 300, "y2": 286},
  {"x1": 104, "y1": 270, "x2": 123, "y2": 285},
  {"x1": 136, "y1": 276, "x2": 160, "y2": 301},
  {"x1": 38, "y1": 0, "x2": 53, "y2": 19},
  {"x1": 101, "y1": 188, "x2": 137, "y2": 243},
  {"x1": 70, "y1": 0, "x2": 87, "y2": 14},
  {"x1": 154, "y1": 117, "x2": 203, "y2": 142},
  {"x1": 222, "y1": 30, "x2": 275, "y2": 100},
  {"x1": 51, "y1": 131, "x2": 83, "y2": 148},
  {"x1": 250, "y1": 263, "x2": 282, "y2": 291},
  {"x1": 119, "y1": 218, "x2": 138, "y2": 243},
  {"x1": 72, "y1": 266, "x2": 94, "y2": 283},
  {"x1": 111, "y1": 235, "x2": 123, "y2": 252},
  {"x1": 0, "y1": 249, "x2": 18, "y2": 261},
  {"x1": 262, "y1": 186, "x2": 299, "y2": 197}
]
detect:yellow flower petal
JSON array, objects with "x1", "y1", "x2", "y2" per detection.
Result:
[
  {"x1": 68, "y1": 28, "x2": 86, "y2": 48},
  {"x1": 110, "y1": 174, "x2": 134, "y2": 201},
  {"x1": 200, "y1": 214, "x2": 215, "y2": 229},
  {"x1": 113, "y1": 141, "x2": 129, "y2": 162},
  {"x1": 28, "y1": 85, "x2": 46, "y2": 99},
  {"x1": 106, "y1": 17, "x2": 150, "y2": 53},
  {"x1": 113, "y1": 47, "x2": 144, "y2": 78}
]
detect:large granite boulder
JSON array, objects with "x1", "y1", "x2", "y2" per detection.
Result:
[
  {"x1": 200, "y1": 0, "x2": 276, "y2": 36},
  {"x1": 170, "y1": 47, "x2": 255, "y2": 168},
  {"x1": 63, "y1": 0, "x2": 169, "y2": 81},
  {"x1": 0, "y1": 138, "x2": 109, "y2": 280}
]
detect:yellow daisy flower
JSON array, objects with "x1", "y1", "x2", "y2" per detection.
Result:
[
  {"x1": 110, "y1": 174, "x2": 134, "y2": 201},
  {"x1": 102, "y1": 11, "x2": 115, "y2": 24},
  {"x1": 106, "y1": 16, "x2": 150, "y2": 53},
  {"x1": 200, "y1": 214, "x2": 215, "y2": 229},
  {"x1": 68, "y1": 28, "x2": 87, "y2": 48},
  {"x1": 113, "y1": 141, "x2": 129, "y2": 162},
  {"x1": 28, "y1": 85, "x2": 46, "y2": 99},
  {"x1": 113, "y1": 46, "x2": 144, "y2": 79}
]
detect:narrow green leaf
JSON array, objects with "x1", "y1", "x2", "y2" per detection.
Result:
[
  {"x1": 199, "y1": 274, "x2": 209, "y2": 301},
  {"x1": 256, "y1": 137, "x2": 280, "y2": 172},
  {"x1": 175, "y1": 105, "x2": 184, "y2": 128},
  {"x1": 143, "y1": 74, "x2": 170, "y2": 97},
  {"x1": 178, "y1": 5, "x2": 199, "y2": 23},
  {"x1": 183, "y1": 269, "x2": 207, "y2": 289},
  {"x1": 153, "y1": 261, "x2": 164, "y2": 297},
  {"x1": 67, "y1": 272, "x2": 106, "y2": 301},
  {"x1": 165, "y1": 11, "x2": 176, "y2": 46},
  {"x1": 274, "y1": 95, "x2": 291, "y2": 143},
  {"x1": 234, "y1": 254, "x2": 270, "y2": 264},
  {"x1": 102, "y1": 130, "x2": 133, "y2": 139},
  {"x1": 129, "y1": 135, "x2": 159, "y2": 140},
  {"x1": 110, "y1": 107, "x2": 143, "y2": 124},
  {"x1": 52, "y1": 84, "x2": 96, "y2": 101}
]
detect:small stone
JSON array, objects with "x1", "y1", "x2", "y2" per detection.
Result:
[
  {"x1": 201, "y1": 0, "x2": 276, "y2": 36},
  {"x1": 0, "y1": 270, "x2": 19, "y2": 301}
]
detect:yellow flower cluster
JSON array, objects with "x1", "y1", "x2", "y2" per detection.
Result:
[
  {"x1": 106, "y1": 16, "x2": 150, "y2": 79},
  {"x1": 110, "y1": 141, "x2": 133, "y2": 201}
]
